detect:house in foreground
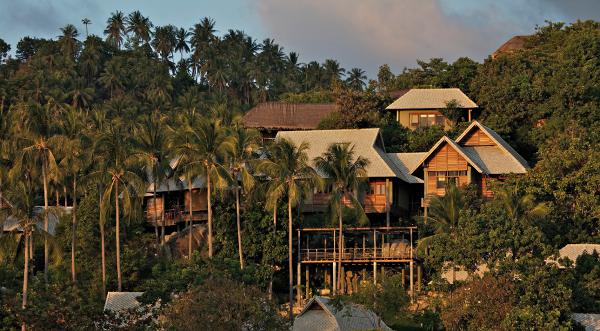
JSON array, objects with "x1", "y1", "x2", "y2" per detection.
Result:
[
  {"x1": 276, "y1": 128, "x2": 423, "y2": 222},
  {"x1": 293, "y1": 296, "x2": 392, "y2": 331},
  {"x1": 385, "y1": 88, "x2": 477, "y2": 130},
  {"x1": 242, "y1": 102, "x2": 339, "y2": 141},
  {"x1": 406, "y1": 120, "x2": 529, "y2": 207}
]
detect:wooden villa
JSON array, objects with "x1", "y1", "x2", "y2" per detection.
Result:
[
  {"x1": 405, "y1": 120, "x2": 529, "y2": 207},
  {"x1": 385, "y1": 88, "x2": 477, "y2": 130},
  {"x1": 276, "y1": 128, "x2": 423, "y2": 224},
  {"x1": 144, "y1": 177, "x2": 208, "y2": 228},
  {"x1": 296, "y1": 227, "x2": 421, "y2": 304},
  {"x1": 242, "y1": 102, "x2": 339, "y2": 141}
]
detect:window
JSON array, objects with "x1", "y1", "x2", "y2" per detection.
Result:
[
  {"x1": 369, "y1": 182, "x2": 386, "y2": 195},
  {"x1": 429, "y1": 171, "x2": 466, "y2": 190},
  {"x1": 410, "y1": 112, "x2": 447, "y2": 128}
]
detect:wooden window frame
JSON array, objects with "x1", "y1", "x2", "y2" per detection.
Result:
[{"x1": 409, "y1": 112, "x2": 446, "y2": 128}]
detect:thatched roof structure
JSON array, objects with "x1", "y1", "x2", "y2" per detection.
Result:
[{"x1": 242, "y1": 102, "x2": 339, "y2": 130}]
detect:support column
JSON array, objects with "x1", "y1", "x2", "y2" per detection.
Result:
[
  {"x1": 305, "y1": 265, "x2": 310, "y2": 299},
  {"x1": 373, "y1": 261, "x2": 377, "y2": 285},
  {"x1": 333, "y1": 262, "x2": 337, "y2": 293},
  {"x1": 297, "y1": 262, "x2": 301, "y2": 306},
  {"x1": 409, "y1": 261, "x2": 414, "y2": 302},
  {"x1": 401, "y1": 268, "x2": 406, "y2": 288},
  {"x1": 385, "y1": 178, "x2": 390, "y2": 227}
]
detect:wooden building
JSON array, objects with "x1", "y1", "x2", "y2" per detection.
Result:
[
  {"x1": 385, "y1": 88, "x2": 477, "y2": 130},
  {"x1": 242, "y1": 102, "x2": 339, "y2": 141},
  {"x1": 276, "y1": 128, "x2": 423, "y2": 223},
  {"x1": 296, "y1": 227, "x2": 421, "y2": 305},
  {"x1": 407, "y1": 121, "x2": 529, "y2": 207},
  {"x1": 143, "y1": 177, "x2": 208, "y2": 227}
]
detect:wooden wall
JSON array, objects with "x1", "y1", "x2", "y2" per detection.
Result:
[
  {"x1": 461, "y1": 128, "x2": 494, "y2": 146},
  {"x1": 424, "y1": 143, "x2": 469, "y2": 197},
  {"x1": 184, "y1": 189, "x2": 208, "y2": 211}
]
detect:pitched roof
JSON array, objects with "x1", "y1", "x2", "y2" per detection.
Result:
[
  {"x1": 547, "y1": 244, "x2": 600, "y2": 268},
  {"x1": 386, "y1": 153, "x2": 426, "y2": 184},
  {"x1": 2, "y1": 207, "x2": 63, "y2": 235},
  {"x1": 492, "y1": 35, "x2": 530, "y2": 59},
  {"x1": 104, "y1": 292, "x2": 143, "y2": 313},
  {"x1": 410, "y1": 121, "x2": 529, "y2": 175},
  {"x1": 409, "y1": 136, "x2": 484, "y2": 174},
  {"x1": 456, "y1": 121, "x2": 529, "y2": 172},
  {"x1": 386, "y1": 88, "x2": 477, "y2": 110},
  {"x1": 145, "y1": 176, "x2": 205, "y2": 195},
  {"x1": 571, "y1": 313, "x2": 600, "y2": 331},
  {"x1": 293, "y1": 296, "x2": 392, "y2": 331},
  {"x1": 243, "y1": 102, "x2": 339, "y2": 130},
  {"x1": 276, "y1": 128, "x2": 414, "y2": 182}
]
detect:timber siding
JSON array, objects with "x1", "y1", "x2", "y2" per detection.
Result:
[{"x1": 410, "y1": 121, "x2": 529, "y2": 206}]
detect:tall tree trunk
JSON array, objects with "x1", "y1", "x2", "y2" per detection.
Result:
[
  {"x1": 207, "y1": 168, "x2": 213, "y2": 258},
  {"x1": 236, "y1": 186, "x2": 244, "y2": 269},
  {"x1": 42, "y1": 164, "x2": 48, "y2": 281},
  {"x1": 288, "y1": 195, "x2": 294, "y2": 323},
  {"x1": 55, "y1": 190, "x2": 59, "y2": 207},
  {"x1": 71, "y1": 176, "x2": 77, "y2": 283},
  {"x1": 337, "y1": 197, "x2": 343, "y2": 293},
  {"x1": 64, "y1": 186, "x2": 67, "y2": 207},
  {"x1": 153, "y1": 177, "x2": 159, "y2": 244},
  {"x1": 188, "y1": 178, "x2": 193, "y2": 259},
  {"x1": 268, "y1": 204, "x2": 277, "y2": 301},
  {"x1": 115, "y1": 181, "x2": 122, "y2": 292},
  {"x1": 22, "y1": 232, "x2": 29, "y2": 331},
  {"x1": 99, "y1": 187, "x2": 106, "y2": 295}
]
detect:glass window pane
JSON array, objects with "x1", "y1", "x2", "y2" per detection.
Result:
[{"x1": 410, "y1": 114, "x2": 419, "y2": 125}]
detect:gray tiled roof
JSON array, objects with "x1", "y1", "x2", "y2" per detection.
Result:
[
  {"x1": 293, "y1": 296, "x2": 392, "y2": 331},
  {"x1": 386, "y1": 88, "x2": 477, "y2": 110},
  {"x1": 277, "y1": 128, "x2": 413, "y2": 182},
  {"x1": 456, "y1": 121, "x2": 529, "y2": 172},
  {"x1": 572, "y1": 313, "x2": 600, "y2": 331},
  {"x1": 410, "y1": 121, "x2": 529, "y2": 175},
  {"x1": 104, "y1": 292, "x2": 143, "y2": 313},
  {"x1": 386, "y1": 152, "x2": 427, "y2": 184}
]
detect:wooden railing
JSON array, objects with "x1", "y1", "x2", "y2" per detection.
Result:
[
  {"x1": 304, "y1": 193, "x2": 388, "y2": 213},
  {"x1": 300, "y1": 246, "x2": 413, "y2": 262}
]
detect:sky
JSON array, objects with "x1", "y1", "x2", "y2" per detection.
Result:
[{"x1": 2, "y1": 0, "x2": 600, "y2": 77}]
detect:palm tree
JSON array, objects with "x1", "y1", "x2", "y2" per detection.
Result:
[
  {"x1": 126, "y1": 11, "x2": 153, "y2": 46},
  {"x1": 55, "y1": 107, "x2": 90, "y2": 283},
  {"x1": 314, "y1": 143, "x2": 369, "y2": 293},
  {"x1": 257, "y1": 138, "x2": 321, "y2": 321},
  {"x1": 58, "y1": 24, "x2": 80, "y2": 58},
  {"x1": 175, "y1": 27, "x2": 190, "y2": 59},
  {"x1": 0, "y1": 182, "x2": 60, "y2": 331},
  {"x1": 171, "y1": 117, "x2": 230, "y2": 258},
  {"x1": 81, "y1": 18, "x2": 91, "y2": 37},
  {"x1": 98, "y1": 61, "x2": 124, "y2": 98},
  {"x1": 10, "y1": 128, "x2": 59, "y2": 280},
  {"x1": 323, "y1": 59, "x2": 345, "y2": 85},
  {"x1": 152, "y1": 25, "x2": 177, "y2": 64},
  {"x1": 92, "y1": 123, "x2": 144, "y2": 291},
  {"x1": 133, "y1": 112, "x2": 171, "y2": 244},
  {"x1": 346, "y1": 67, "x2": 367, "y2": 90},
  {"x1": 104, "y1": 11, "x2": 126, "y2": 49},
  {"x1": 223, "y1": 125, "x2": 260, "y2": 269},
  {"x1": 417, "y1": 184, "x2": 464, "y2": 253}
]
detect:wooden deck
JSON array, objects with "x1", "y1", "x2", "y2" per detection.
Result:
[{"x1": 145, "y1": 208, "x2": 207, "y2": 226}]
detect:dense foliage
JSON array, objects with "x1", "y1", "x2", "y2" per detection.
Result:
[{"x1": 0, "y1": 12, "x2": 599, "y2": 330}]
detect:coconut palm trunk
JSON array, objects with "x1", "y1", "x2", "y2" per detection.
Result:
[
  {"x1": 22, "y1": 232, "x2": 29, "y2": 331},
  {"x1": 337, "y1": 196, "x2": 343, "y2": 293},
  {"x1": 235, "y1": 186, "x2": 244, "y2": 269},
  {"x1": 188, "y1": 178, "x2": 193, "y2": 258},
  {"x1": 42, "y1": 164, "x2": 49, "y2": 281},
  {"x1": 287, "y1": 195, "x2": 294, "y2": 322},
  {"x1": 99, "y1": 186, "x2": 106, "y2": 295},
  {"x1": 207, "y1": 167, "x2": 213, "y2": 258},
  {"x1": 71, "y1": 176, "x2": 77, "y2": 283},
  {"x1": 153, "y1": 176, "x2": 159, "y2": 244},
  {"x1": 268, "y1": 204, "x2": 277, "y2": 300},
  {"x1": 115, "y1": 181, "x2": 122, "y2": 292}
]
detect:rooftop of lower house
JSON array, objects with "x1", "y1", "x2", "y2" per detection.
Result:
[
  {"x1": 242, "y1": 102, "x2": 339, "y2": 131},
  {"x1": 386, "y1": 88, "x2": 477, "y2": 110},
  {"x1": 276, "y1": 128, "x2": 420, "y2": 183}
]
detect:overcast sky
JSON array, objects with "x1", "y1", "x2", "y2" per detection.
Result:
[{"x1": 2, "y1": 0, "x2": 600, "y2": 76}]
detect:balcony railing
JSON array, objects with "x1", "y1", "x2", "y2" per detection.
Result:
[{"x1": 300, "y1": 245, "x2": 414, "y2": 263}]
